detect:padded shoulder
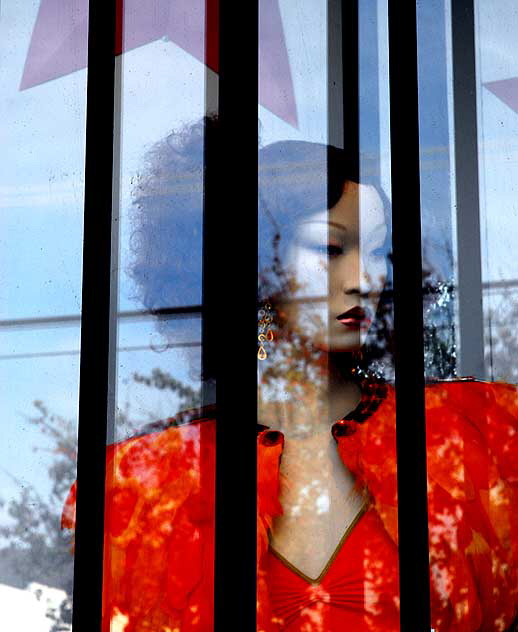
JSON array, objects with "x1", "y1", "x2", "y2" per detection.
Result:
[
  {"x1": 63, "y1": 418, "x2": 216, "y2": 632},
  {"x1": 62, "y1": 417, "x2": 215, "y2": 530},
  {"x1": 62, "y1": 418, "x2": 284, "y2": 631},
  {"x1": 335, "y1": 381, "x2": 518, "y2": 630}
]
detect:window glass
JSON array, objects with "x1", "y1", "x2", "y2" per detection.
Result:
[
  {"x1": 418, "y1": 1, "x2": 518, "y2": 629},
  {"x1": 113, "y1": 7, "x2": 208, "y2": 443},
  {"x1": 0, "y1": 1, "x2": 88, "y2": 629},
  {"x1": 100, "y1": 3, "x2": 214, "y2": 630},
  {"x1": 257, "y1": 1, "x2": 401, "y2": 629},
  {"x1": 9, "y1": 2, "x2": 518, "y2": 630},
  {"x1": 477, "y1": 0, "x2": 518, "y2": 383},
  {"x1": 417, "y1": 0, "x2": 457, "y2": 380}
]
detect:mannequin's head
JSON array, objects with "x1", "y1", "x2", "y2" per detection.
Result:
[{"x1": 130, "y1": 118, "x2": 393, "y2": 366}]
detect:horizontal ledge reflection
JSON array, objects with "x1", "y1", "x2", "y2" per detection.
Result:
[
  {"x1": 0, "y1": 305, "x2": 203, "y2": 329},
  {"x1": 4, "y1": 275, "x2": 518, "y2": 330},
  {"x1": 0, "y1": 341, "x2": 201, "y2": 361}
]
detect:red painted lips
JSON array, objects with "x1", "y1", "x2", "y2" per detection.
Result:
[{"x1": 336, "y1": 306, "x2": 370, "y2": 329}]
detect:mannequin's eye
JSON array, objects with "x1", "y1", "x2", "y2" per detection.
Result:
[
  {"x1": 306, "y1": 243, "x2": 344, "y2": 259},
  {"x1": 309, "y1": 243, "x2": 343, "y2": 257},
  {"x1": 326, "y1": 244, "x2": 343, "y2": 257}
]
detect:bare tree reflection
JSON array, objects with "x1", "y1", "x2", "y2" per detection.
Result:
[{"x1": 0, "y1": 403, "x2": 76, "y2": 631}]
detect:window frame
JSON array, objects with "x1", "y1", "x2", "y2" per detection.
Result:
[{"x1": 72, "y1": 1, "x2": 483, "y2": 630}]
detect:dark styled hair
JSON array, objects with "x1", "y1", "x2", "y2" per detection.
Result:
[{"x1": 129, "y1": 116, "x2": 392, "y2": 312}]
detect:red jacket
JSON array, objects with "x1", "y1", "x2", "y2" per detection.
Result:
[{"x1": 63, "y1": 381, "x2": 518, "y2": 631}]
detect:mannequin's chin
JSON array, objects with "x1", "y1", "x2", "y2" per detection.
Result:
[{"x1": 312, "y1": 336, "x2": 362, "y2": 354}]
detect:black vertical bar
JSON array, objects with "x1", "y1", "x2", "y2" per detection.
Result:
[
  {"x1": 327, "y1": 0, "x2": 358, "y2": 161},
  {"x1": 342, "y1": 0, "x2": 359, "y2": 169},
  {"x1": 451, "y1": 0, "x2": 485, "y2": 380},
  {"x1": 204, "y1": 1, "x2": 258, "y2": 630},
  {"x1": 72, "y1": 1, "x2": 117, "y2": 630},
  {"x1": 327, "y1": 0, "x2": 344, "y2": 149},
  {"x1": 327, "y1": 0, "x2": 358, "y2": 365},
  {"x1": 387, "y1": 2, "x2": 431, "y2": 631}
]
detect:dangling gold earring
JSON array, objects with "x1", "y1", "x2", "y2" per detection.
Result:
[{"x1": 258, "y1": 302, "x2": 274, "y2": 360}]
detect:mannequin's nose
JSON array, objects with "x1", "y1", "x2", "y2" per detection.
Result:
[{"x1": 336, "y1": 249, "x2": 360, "y2": 296}]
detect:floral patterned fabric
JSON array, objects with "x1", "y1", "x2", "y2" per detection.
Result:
[{"x1": 63, "y1": 381, "x2": 518, "y2": 631}]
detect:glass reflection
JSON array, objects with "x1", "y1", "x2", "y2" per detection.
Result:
[
  {"x1": 256, "y1": 136, "x2": 398, "y2": 630},
  {"x1": 417, "y1": 0, "x2": 518, "y2": 630},
  {"x1": 54, "y1": 0, "x2": 518, "y2": 631},
  {"x1": 255, "y1": 1, "x2": 401, "y2": 629},
  {"x1": 0, "y1": 0, "x2": 88, "y2": 630},
  {"x1": 478, "y1": 0, "x2": 518, "y2": 384},
  {"x1": 98, "y1": 1, "x2": 210, "y2": 629}
]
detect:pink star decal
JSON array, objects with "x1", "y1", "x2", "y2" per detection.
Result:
[
  {"x1": 485, "y1": 77, "x2": 518, "y2": 113},
  {"x1": 20, "y1": 0, "x2": 298, "y2": 127}
]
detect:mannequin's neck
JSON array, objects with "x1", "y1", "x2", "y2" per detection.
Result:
[{"x1": 258, "y1": 352, "x2": 361, "y2": 439}]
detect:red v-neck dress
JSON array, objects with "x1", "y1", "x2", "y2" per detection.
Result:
[
  {"x1": 265, "y1": 507, "x2": 400, "y2": 631},
  {"x1": 62, "y1": 380, "x2": 518, "y2": 631}
]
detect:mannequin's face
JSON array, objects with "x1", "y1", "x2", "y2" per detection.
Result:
[{"x1": 281, "y1": 181, "x2": 388, "y2": 351}]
